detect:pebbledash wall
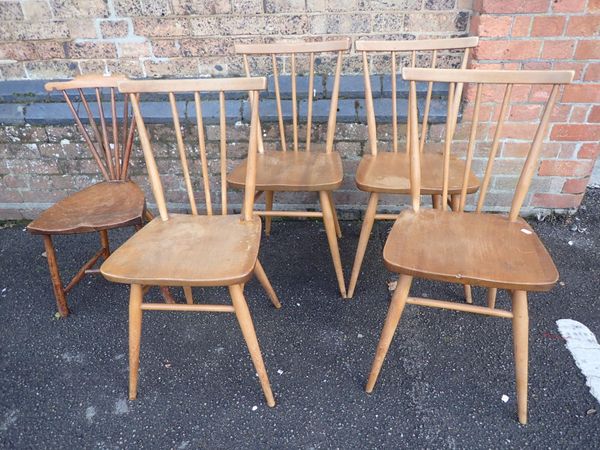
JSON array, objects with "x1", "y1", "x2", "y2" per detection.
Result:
[{"x1": 0, "y1": 0, "x2": 599, "y2": 220}]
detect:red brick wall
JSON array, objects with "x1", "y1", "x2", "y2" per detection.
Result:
[{"x1": 469, "y1": 0, "x2": 600, "y2": 210}]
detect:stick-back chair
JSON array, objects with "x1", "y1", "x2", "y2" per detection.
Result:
[
  {"x1": 366, "y1": 67, "x2": 573, "y2": 424},
  {"x1": 228, "y1": 39, "x2": 351, "y2": 298},
  {"x1": 27, "y1": 74, "x2": 152, "y2": 317},
  {"x1": 100, "y1": 77, "x2": 278, "y2": 406},
  {"x1": 348, "y1": 37, "x2": 480, "y2": 299}
]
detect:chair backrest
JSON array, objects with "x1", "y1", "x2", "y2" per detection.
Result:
[
  {"x1": 45, "y1": 74, "x2": 135, "y2": 182},
  {"x1": 403, "y1": 68, "x2": 574, "y2": 220},
  {"x1": 117, "y1": 77, "x2": 267, "y2": 223},
  {"x1": 234, "y1": 39, "x2": 351, "y2": 153},
  {"x1": 356, "y1": 37, "x2": 479, "y2": 155}
]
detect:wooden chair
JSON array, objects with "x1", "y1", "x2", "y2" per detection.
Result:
[
  {"x1": 100, "y1": 77, "x2": 278, "y2": 406},
  {"x1": 348, "y1": 37, "x2": 480, "y2": 299},
  {"x1": 27, "y1": 75, "x2": 157, "y2": 317},
  {"x1": 365, "y1": 67, "x2": 573, "y2": 424},
  {"x1": 229, "y1": 39, "x2": 351, "y2": 298}
]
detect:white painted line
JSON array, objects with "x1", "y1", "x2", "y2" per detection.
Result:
[{"x1": 556, "y1": 319, "x2": 600, "y2": 403}]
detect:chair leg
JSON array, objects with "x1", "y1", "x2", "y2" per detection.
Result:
[
  {"x1": 511, "y1": 289, "x2": 529, "y2": 425},
  {"x1": 319, "y1": 191, "x2": 347, "y2": 298},
  {"x1": 265, "y1": 191, "x2": 274, "y2": 236},
  {"x1": 444, "y1": 195, "x2": 473, "y2": 304},
  {"x1": 347, "y1": 192, "x2": 379, "y2": 299},
  {"x1": 229, "y1": 284, "x2": 275, "y2": 407},
  {"x1": 431, "y1": 194, "x2": 442, "y2": 209},
  {"x1": 254, "y1": 259, "x2": 281, "y2": 309},
  {"x1": 143, "y1": 208, "x2": 154, "y2": 223},
  {"x1": 42, "y1": 235, "x2": 69, "y2": 317},
  {"x1": 464, "y1": 284, "x2": 473, "y2": 304},
  {"x1": 366, "y1": 274, "x2": 413, "y2": 393},
  {"x1": 129, "y1": 284, "x2": 143, "y2": 400},
  {"x1": 327, "y1": 191, "x2": 342, "y2": 238},
  {"x1": 99, "y1": 229, "x2": 110, "y2": 258},
  {"x1": 183, "y1": 286, "x2": 194, "y2": 305},
  {"x1": 487, "y1": 287, "x2": 498, "y2": 309}
]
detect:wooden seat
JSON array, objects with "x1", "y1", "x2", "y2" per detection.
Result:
[
  {"x1": 102, "y1": 214, "x2": 261, "y2": 287},
  {"x1": 234, "y1": 39, "x2": 351, "y2": 298},
  {"x1": 26, "y1": 75, "x2": 157, "y2": 317},
  {"x1": 355, "y1": 152, "x2": 479, "y2": 194},
  {"x1": 104, "y1": 76, "x2": 278, "y2": 407},
  {"x1": 365, "y1": 67, "x2": 574, "y2": 425},
  {"x1": 28, "y1": 181, "x2": 145, "y2": 235},
  {"x1": 383, "y1": 209, "x2": 558, "y2": 291},
  {"x1": 228, "y1": 151, "x2": 343, "y2": 191},
  {"x1": 348, "y1": 37, "x2": 481, "y2": 299}
]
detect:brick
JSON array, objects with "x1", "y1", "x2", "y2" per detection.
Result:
[
  {"x1": 265, "y1": 0, "x2": 305, "y2": 13},
  {"x1": 509, "y1": 104, "x2": 542, "y2": 121},
  {"x1": 475, "y1": 40, "x2": 542, "y2": 60},
  {"x1": 24, "y1": 60, "x2": 79, "y2": 79},
  {"x1": 475, "y1": 15, "x2": 512, "y2": 37},
  {"x1": 566, "y1": 15, "x2": 600, "y2": 36},
  {"x1": 179, "y1": 38, "x2": 233, "y2": 57},
  {"x1": 532, "y1": 193, "x2": 584, "y2": 208},
  {"x1": 0, "y1": 42, "x2": 64, "y2": 61},
  {"x1": 569, "y1": 105, "x2": 589, "y2": 123},
  {"x1": 539, "y1": 160, "x2": 594, "y2": 177},
  {"x1": 562, "y1": 84, "x2": 600, "y2": 103},
  {"x1": 0, "y1": 1, "x2": 23, "y2": 20},
  {"x1": 553, "y1": 62, "x2": 586, "y2": 81},
  {"x1": 578, "y1": 143, "x2": 600, "y2": 159},
  {"x1": 51, "y1": 0, "x2": 108, "y2": 18},
  {"x1": 589, "y1": 105, "x2": 600, "y2": 123},
  {"x1": 590, "y1": 0, "x2": 600, "y2": 13},
  {"x1": 406, "y1": 12, "x2": 469, "y2": 33},
  {"x1": 551, "y1": 124, "x2": 600, "y2": 141},
  {"x1": 541, "y1": 40, "x2": 575, "y2": 59},
  {"x1": 575, "y1": 40, "x2": 600, "y2": 59},
  {"x1": 21, "y1": 0, "x2": 52, "y2": 21},
  {"x1": 479, "y1": 0, "x2": 550, "y2": 14},
  {"x1": 562, "y1": 177, "x2": 590, "y2": 194},
  {"x1": 531, "y1": 16, "x2": 566, "y2": 36},
  {"x1": 66, "y1": 18, "x2": 97, "y2": 39},
  {"x1": 552, "y1": 0, "x2": 586, "y2": 12},
  {"x1": 151, "y1": 40, "x2": 181, "y2": 58},
  {"x1": 118, "y1": 42, "x2": 151, "y2": 58},
  {"x1": 512, "y1": 16, "x2": 532, "y2": 36},
  {"x1": 584, "y1": 63, "x2": 600, "y2": 81},
  {"x1": 66, "y1": 42, "x2": 117, "y2": 59},
  {"x1": 99, "y1": 19, "x2": 130, "y2": 39},
  {"x1": 134, "y1": 17, "x2": 190, "y2": 38},
  {"x1": 231, "y1": 0, "x2": 263, "y2": 14}
]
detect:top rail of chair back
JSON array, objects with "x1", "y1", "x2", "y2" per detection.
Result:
[
  {"x1": 234, "y1": 38, "x2": 351, "y2": 55},
  {"x1": 117, "y1": 77, "x2": 267, "y2": 94},
  {"x1": 402, "y1": 68, "x2": 575, "y2": 85},
  {"x1": 45, "y1": 74, "x2": 129, "y2": 91},
  {"x1": 356, "y1": 36, "x2": 479, "y2": 52}
]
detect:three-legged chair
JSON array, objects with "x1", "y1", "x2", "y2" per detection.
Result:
[
  {"x1": 365, "y1": 67, "x2": 573, "y2": 424},
  {"x1": 348, "y1": 37, "x2": 481, "y2": 300},
  {"x1": 101, "y1": 77, "x2": 278, "y2": 406},
  {"x1": 27, "y1": 75, "x2": 157, "y2": 317},
  {"x1": 228, "y1": 39, "x2": 351, "y2": 298}
]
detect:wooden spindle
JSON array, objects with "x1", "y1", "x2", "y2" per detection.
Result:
[
  {"x1": 121, "y1": 101, "x2": 137, "y2": 181},
  {"x1": 391, "y1": 51, "x2": 398, "y2": 153},
  {"x1": 291, "y1": 53, "x2": 298, "y2": 151},
  {"x1": 243, "y1": 92, "x2": 260, "y2": 222},
  {"x1": 95, "y1": 88, "x2": 116, "y2": 179},
  {"x1": 362, "y1": 51, "x2": 378, "y2": 156},
  {"x1": 219, "y1": 91, "x2": 228, "y2": 215},
  {"x1": 419, "y1": 49, "x2": 437, "y2": 153},
  {"x1": 409, "y1": 80, "x2": 421, "y2": 213},
  {"x1": 243, "y1": 54, "x2": 264, "y2": 154},
  {"x1": 306, "y1": 52, "x2": 315, "y2": 152},
  {"x1": 459, "y1": 83, "x2": 482, "y2": 212},
  {"x1": 169, "y1": 92, "x2": 197, "y2": 215},
  {"x1": 271, "y1": 54, "x2": 287, "y2": 152},
  {"x1": 110, "y1": 88, "x2": 121, "y2": 179},
  {"x1": 441, "y1": 82, "x2": 455, "y2": 211},
  {"x1": 194, "y1": 92, "x2": 213, "y2": 216},
  {"x1": 325, "y1": 50, "x2": 343, "y2": 153}
]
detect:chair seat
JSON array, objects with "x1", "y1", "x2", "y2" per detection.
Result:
[
  {"x1": 27, "y1": 181, "x2": 145, "y2": 235},
  {"x1": 355, "y1": 152, "x2": 480, "y2": 194},
  {"x1": 227, "y1": 151, "x2": 343, "y2": 191},
  {"x1": 100, "y1": 214, "x2": 262, "y2": 287},
  {"x1": 383, "y1": 209, "x2": 559, "y2": 291}
]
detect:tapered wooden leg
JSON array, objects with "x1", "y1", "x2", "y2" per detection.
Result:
[
  {"x1": 183, "y1": 286, "x2": 194, "y2": 305},
  {"x1": 229, "y1": 284, "x2": 275, "y2": 407},
  {"x1": 42, "y1": 234, "x2": 69, "y2": 317},
  {"x1": 129, "y1": 284, "x2": 143, "y2": 400},
  {"x1": 464, "y1": 284, "x2": 473, "y2": 304},
  {"x1": 143, "y1": 208, "x2": 154, "y2": 223},
  {"x1": 319, "y1": 191, "x2": 347, "y2": 298},
  {"x1": 327, "y1": 191, "x2": 342, "y2": 238},
  {"x1": 432, "y1": 194, "x2": 442, "y2": 209},
  {"x1": 265, "y1": 191, "x2": 274, "y2": 236},
  {"x1": 511, "y1": 290, "x2": 529, "y2": 425},
  {"x1": 450, "y1": 194, "x2": 460, "y2": 211},
  {"x1": 444, "y1": 196, "x2": 473, "y2": 304},
  {"x1": 254, "y1": 259, "x2": 281, "y2": 309},
  {"x1": 487, "y1": 288, "x2": 498, "y2": 309},
  {"x1": 347, "y1": 193, "x2": 379, "y2": 299},
  {"x1": 99, "y1": 229, "x2": 110, "y2": 258},
  {"x1": 366, "y1": 274, "x2": 413, "y2": 393},
  {"x1": 160, "y1": 286, "x2": 176, "y2": 304}
]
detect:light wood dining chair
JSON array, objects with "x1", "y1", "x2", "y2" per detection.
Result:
[
  {"x1": 27, "y1": 74, "x2": 162, "y2": 317},
  {"x1": 348, "y1": 37, "x2": 480, "y2": 300},
  {"x1": 365, "y1": 67, "x2": 573, "y2": 424},
  {"x1": 100, "y1": 77, "x2": 278, "y2": 406},
  {"x1": 229, "y1": 39, "x2": 351, "y2": 298}
]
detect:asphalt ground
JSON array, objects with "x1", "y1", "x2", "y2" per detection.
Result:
[{"x1": 1, "y1": 189, "x2": 599, "y2": 449}]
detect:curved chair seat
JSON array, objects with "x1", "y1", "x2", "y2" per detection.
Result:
[
  {"x1": 383, "y1": 209, "x2": 559, "y2": 291},
  {"x1": 228, "y1": 151, "x2": 343, "y2": 192},
  {"x1": 355, "y1": 152, "x2": 480, "y2": 195},
  {"x1": 27, "y1": 181, "x2": 145, "y2": 235},
  {"x1": 101, "y1": 214, "x2": 262, "y2": 287}
]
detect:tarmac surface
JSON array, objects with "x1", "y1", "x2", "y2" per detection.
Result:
[{"x1": 1, "y1": 189, "x2": 599, "y2": 449}]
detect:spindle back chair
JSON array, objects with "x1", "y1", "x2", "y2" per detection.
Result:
[
  {"x1": 100, "y1": 77, "x2": 278, "y2": 406},
  {"x1": 229, "y1": 39, "x2": 352, "y2": 298},
  {"x1": 366, "y1": 68, "x2": 574, "y2": 424},
  {"x1": 27, "y1": 74, "x2": 152, "y2": 317},
  {"x1": 348, "y1": 37, "x2": 480, "y2": 299}
]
